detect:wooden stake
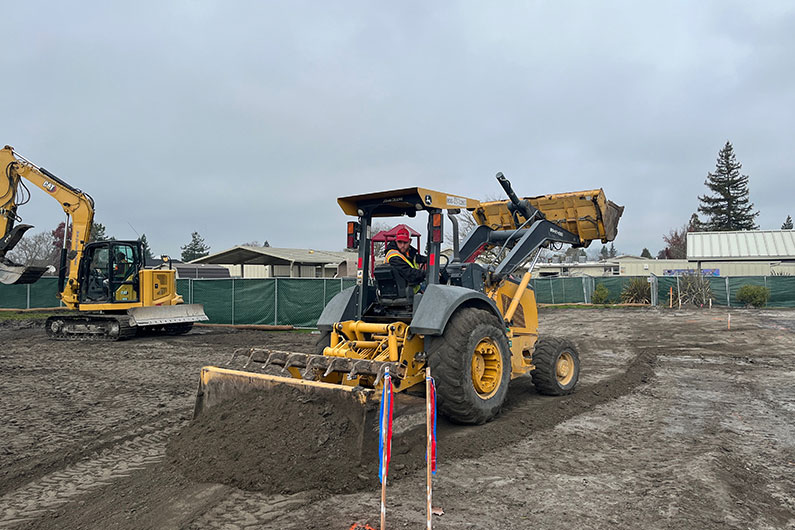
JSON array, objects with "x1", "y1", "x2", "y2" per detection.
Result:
[
  {"x1": 426, "y1": 367, "x2": 433, "y2": 530},
  {"x1": 728, "y1": 313, "x2": 731, "y2": 330}
]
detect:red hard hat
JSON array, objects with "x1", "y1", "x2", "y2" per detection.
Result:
[{"x1": 395, "y1": 227, "x2": 410, "y2": 242}]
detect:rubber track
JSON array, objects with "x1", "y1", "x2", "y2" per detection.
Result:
[
  {"x1": 0, "y1": 418, "x2": 185, "y2": 528},
  {"x1": 45, "y1": 315, "x2": 137, "y2": 341}
]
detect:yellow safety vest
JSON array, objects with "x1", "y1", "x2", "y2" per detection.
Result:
[
  {"x1": 385, "y1": 249, "x2": 421, "y2": 292},
  {"x1": 385, "y1": 249, "x2": 419, "y2": 269}
]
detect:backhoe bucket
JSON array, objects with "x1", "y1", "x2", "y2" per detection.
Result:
[{"x1": 0, "y1": 261, "x2": 49, "y2": 285}]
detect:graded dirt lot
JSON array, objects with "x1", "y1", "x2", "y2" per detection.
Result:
[{"x1": 1, "y1": 308, "x2": 793, "y2": 530}]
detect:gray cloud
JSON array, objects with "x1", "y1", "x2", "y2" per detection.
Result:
[{"x1": 1, "y1": 1, "x2": 792, "y2": 257}]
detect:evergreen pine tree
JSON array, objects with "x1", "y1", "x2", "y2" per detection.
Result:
[
  {"x1": 782, "y1": 215, "x2": 793, "y2": 230},
  {"x1": 640, "y1": 248, "x2": 652, "y2": 258},
  {"x1": 697, "y1": 141, "x2": 759, "y2": 231},
  {"x1": 688, "y1": 213, "x2": 703, "y2": 232},
  {"x1": 139, "y1": 234, "x2": 155, "y2": 264},
  {"x1": 89, "y1": 222, "x2": 112, "y2": 243},
  {"x1": 608, "y1": 243, "x2": 617, "y2": 258},
  {"x1": 180, "y1": 231, "x2": 211, "y2": 262},
  {"x1": 599, "y1": 245, "x2": 609, "y2": 260}
]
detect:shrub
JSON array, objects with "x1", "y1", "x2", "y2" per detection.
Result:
[
  {"x1": 592, "y1": 283, "x2": 610, "y2": 304},
  {"x1": 736, "y1": 284, "x2": 770, "y2": 308},
  {"x1": 677, "y1": 274, "x2": 714, "y2": 307},
  {"x1": 621, "y1": 277, "x2": 651, "y2": 304}
]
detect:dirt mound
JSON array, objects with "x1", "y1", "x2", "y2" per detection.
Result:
[{"x1": 167, "y1": 385, "x2": 380, "y2": 494}]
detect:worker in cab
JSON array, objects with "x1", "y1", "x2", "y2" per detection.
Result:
[{"x1": 385, "y1": 226, "x2": 427, "y2": 291}]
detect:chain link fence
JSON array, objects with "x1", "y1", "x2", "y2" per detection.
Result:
[{"x1": 2, "y1": 275, "x2": 793, "y2": 325}]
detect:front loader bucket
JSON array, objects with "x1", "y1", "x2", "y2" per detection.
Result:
[
  {"x1": 0, "y1": 261, "x2": 49, "y2": 285},
  {"x1": 193, "y1": 365, "x2": 427, "y2": 466},
  {"x1": 602, "y1": 199, "x2": 624, "y2": 241}
]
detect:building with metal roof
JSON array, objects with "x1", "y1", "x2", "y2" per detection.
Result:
[
  {"x1": 687, "y1": 230, "x2": 795, "y2": 262},
  {"x1": 191, "y1": 246, "x2": 355, "y2": 278}
]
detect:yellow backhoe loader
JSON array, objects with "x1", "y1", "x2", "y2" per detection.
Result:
[
  {"x1": 0, "y1": 145, "x2": 207, "y2": 339},
  {"x1": 194, "y1": 173, "x2": 622, "y2": 438}
]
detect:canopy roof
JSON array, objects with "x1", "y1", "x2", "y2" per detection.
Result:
[
  {"x1": 687, "y1": 230, "x2": 795, "y2": 262},
  {"x1": 372, "y1": 223, "x2": 422, "y2": 242},
  {"x1": 337, "y1": 187, "x2": 479, "y2": 217},
  {"x1": 192, "y1": 246, "x2": 351, "y2": 266}
]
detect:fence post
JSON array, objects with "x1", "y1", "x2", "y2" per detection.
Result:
[
  {"x1": 26, "y1": 284, "x2": 31, "y2": 309},
  {"x1": 581, "y1": 277, "x2": 587, "y2": 303},
  {"x1": 550, "y1": 278, "x2": 555, "y2": 304},
  {"x1": 726, "y1": 277, "x2": 730, "y2": 307},
  {"x1": 274, "y1": 278, "x2": 279, "y2": 325},
  {"x1": 231, "y1": 278, "x2": 235, "y2": 325}
]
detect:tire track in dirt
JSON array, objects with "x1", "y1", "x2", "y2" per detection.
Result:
[
  {"x1": 0, "y1": 418, "x2": 186, "y2": 528},
  {"x1": 186, "y1": 489, "x2": 317, "y2": 529},
  {"x1": 0, "y1": 407, "x2": 191, "y2": 497}
]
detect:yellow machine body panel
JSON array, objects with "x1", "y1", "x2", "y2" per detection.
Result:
[
  {"x1": 487, "y1": 277, "x2": 539, "y2": 377},
  {"x1": 79, "y1": 268, "x2": 183, "y2": 312}
]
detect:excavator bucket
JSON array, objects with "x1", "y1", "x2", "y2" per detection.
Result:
[
  {"x1": 0, "y1": 224, "x2": 49, "y2": 285},
  {"x1": 0, "y1": 261, "x2": 49, "y2": 285}
]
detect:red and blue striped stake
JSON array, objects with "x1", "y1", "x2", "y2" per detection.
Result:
[{"x1": 379, "y1": 367, "x2": 393, "y2": 529}]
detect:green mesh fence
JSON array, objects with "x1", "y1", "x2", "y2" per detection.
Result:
[
  {"x1": 529, "y1": 277, "x2": 590, "y2": 304},
  {"x1": 3, "y1": 276, "x2": 794, "y2": 322},
  {"x1": 766, "y1": 276, "x2": 795, "y2": 308},
  {"x1": 171, "y1": 278, "x2": 355, "y2": 326}
]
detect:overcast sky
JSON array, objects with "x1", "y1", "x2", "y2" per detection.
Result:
[{"x1": 1, "y1": 1, "x2": 793, "y2": 258}]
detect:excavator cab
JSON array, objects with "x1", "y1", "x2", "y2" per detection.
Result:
[{"x1": 79, "y1": 240, "x2": 142, "y2": 304}]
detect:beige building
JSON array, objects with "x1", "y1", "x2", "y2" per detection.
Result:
[
  {"x1": 532, "y1": 229, "x2": 795, "y2": 278},
  {"x1": 192, "y1": 246, "x2": 355, "y2": 278}
]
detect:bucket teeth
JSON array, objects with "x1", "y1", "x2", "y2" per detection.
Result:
[
  {"x1": 323, "y1": 357, "x2": 353, "y2": 378},
  {"x1": 262, "y1": 350, "x2": 288, "y2": 370}
]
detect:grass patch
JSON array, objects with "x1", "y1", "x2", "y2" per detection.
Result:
[{"x1": 0, "y1": 311, "x2": 60, "y2": 321}]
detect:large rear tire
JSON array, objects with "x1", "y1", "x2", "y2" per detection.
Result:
[
  {"x1": 427, "y1": 308, "x2": 511, "y2": 425},
  {"x1": 531, "y1": 338, "x2": 580, "y2": 395}
]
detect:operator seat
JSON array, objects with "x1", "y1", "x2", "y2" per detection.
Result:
[{"x1": 373, "y1": 264, "x2": 414, "y2": 307}]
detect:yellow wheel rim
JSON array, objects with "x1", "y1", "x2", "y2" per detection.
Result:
[
  {"x1": 556, "y1": 351, "x2": 575, "y2": 386},
  {"x1": 471, "y1": 338, "x2": 503, "y2": 399}
]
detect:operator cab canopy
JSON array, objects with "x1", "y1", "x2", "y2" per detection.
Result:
[{"x1": 337, "y1": 187, "x2": 480, "y2": 217}]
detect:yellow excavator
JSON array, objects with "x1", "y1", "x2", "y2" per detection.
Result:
[
  {"x1": 194, "y1": 173, "x2": 622, "y2": 439},
  {"x1": 0, "y1": 145, "x2": 207, "y2": 340}
]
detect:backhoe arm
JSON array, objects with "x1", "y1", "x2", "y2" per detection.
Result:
[{"x1": 0, "y1": 146, "x2": 94, "y2": 301}]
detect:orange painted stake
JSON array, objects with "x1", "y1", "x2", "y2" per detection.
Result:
[
  {"x1": 728, "y1": 313, "x2": 731, "y2": 330},
  {"x1": 669, "y1": 287, "x2": 673, "y2": 309}
]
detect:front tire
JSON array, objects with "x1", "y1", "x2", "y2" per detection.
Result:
[
  {"x1": 531, "y1": 338, "x2": 580, "y2": 395},
  {"x1": 428, "y1": 308, "x2": 512, "y2": 425}
]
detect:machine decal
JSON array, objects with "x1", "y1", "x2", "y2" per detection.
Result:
[
  {"x1": 446, "y1": 195, "x2": 467, "y2": 207},
  {"x1": 42, "y1": 181, "x2": 57, "y2": 193}
]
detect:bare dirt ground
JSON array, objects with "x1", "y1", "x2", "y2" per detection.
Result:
[{"x1": 1, "y1": 308, "x2": 793, "y2": 530}]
